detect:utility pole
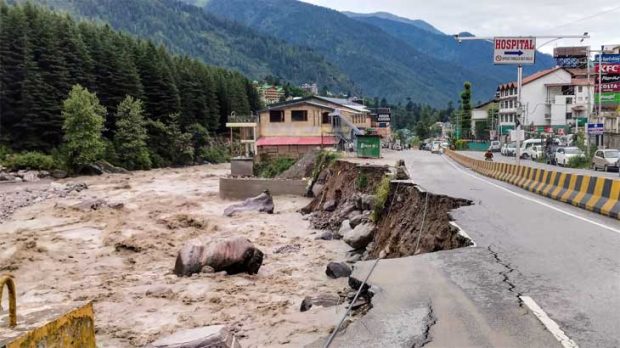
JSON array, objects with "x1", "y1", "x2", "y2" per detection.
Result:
[{"x1": 516, "y1": 64, "x2": 523, "y2": 164}]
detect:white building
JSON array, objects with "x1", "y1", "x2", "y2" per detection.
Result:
[
  {"x1": 471, "y1": 99, "x2": 497, "y2": 139},
  {"x1": 496, "y1": 67, "x2": 594, "y2": 137}
]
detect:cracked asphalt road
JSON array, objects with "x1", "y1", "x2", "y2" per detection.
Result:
[
  {"x1": 401, "y1": 150, "x2": 620, "y2": 347},
  {"x1": 317, "y1": 150, "x2": 619, "y2": 347}
]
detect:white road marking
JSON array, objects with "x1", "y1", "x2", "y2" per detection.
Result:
[
  {"x1": 520, "y1": 296, "x2": 579, "y2": 348},
  {"x1": 442, "y1": 156, "x2": 620, "y2": 235}
]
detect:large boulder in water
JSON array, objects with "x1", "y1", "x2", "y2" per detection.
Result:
[
  {"x1": 174, "y1": 239, "x2": 207, "y2": 277},
  {"x1": 205, "y1": 236, "x2": 263, "y2": 275},
  {"x1": 148, "y1": 325, "x2": 241, "y2": 348},
  {"x1": 223, "y1": 190, "x2": 274, "y2": 217},
  {"x1": 343, "y1": 223, "x2": 376, "y2": 249},
  {"x1": 174, "y1": 236, "x2": 263, "y2": 277}
]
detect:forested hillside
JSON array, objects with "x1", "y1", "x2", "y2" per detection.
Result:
[
  {"x1": 346, "y1": 14, "x2": 556, "y2": 83},
  {"x1": 200, "y1": 0, "x2": 491, "y2": 106},
  {"x1": 12, "y1": 0, "x2": 356, "y2": 94},
  {"x1": 0, "y1": 1, "x2": 257, "y2": 168}
]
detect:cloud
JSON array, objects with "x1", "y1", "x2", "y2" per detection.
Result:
[{"x1": 301, "y1": 0, "x2": 619, "y2": 54}]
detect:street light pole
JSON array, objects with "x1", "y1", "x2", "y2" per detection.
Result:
[{"x1": 516, "y1": 64, "x2": 523, "y2": 165}]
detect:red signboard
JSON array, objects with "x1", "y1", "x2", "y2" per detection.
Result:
[
  {"x1": 596, "y1": 82, "x2": 620, "y2": 92},
  {"x1": 595, "y1": 64, "x2": 620, "y2": 74}
]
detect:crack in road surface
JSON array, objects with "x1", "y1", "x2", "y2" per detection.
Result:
[
  {"x1": 413, "y1": 302, "x2": 437, "y2": 348},
  {"x1": 487, "y1": 246, "x2": 524, "y2": 307}
]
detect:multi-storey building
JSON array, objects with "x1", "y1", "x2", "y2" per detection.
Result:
[
  {"x1": 496, "y1": 67, "x2": 594, "y2": 138},
  {"x1": 253, "y1": 96, "x2": 372, "y2": 159}
]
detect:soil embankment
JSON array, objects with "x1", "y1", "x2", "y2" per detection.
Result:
[
  {"x1": 303, "y1": 159, "x2": 472, "y2": 259},
  {"x1": 370, "y1": 182, "x2": 472, "y2": 258}
]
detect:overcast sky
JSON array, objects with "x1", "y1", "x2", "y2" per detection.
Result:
[{"x1": 301, "y1": 0, "x2": 620, "y2": 55}]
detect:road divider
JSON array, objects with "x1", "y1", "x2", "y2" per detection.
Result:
[{"x1": 445, "y1": 150, "x2": 620, "y2": 220}]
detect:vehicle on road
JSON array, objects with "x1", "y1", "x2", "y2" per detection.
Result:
[
  {"x1": 501, "y1": 143, "x2": 516, "y2": 157},
  {"x1": 523, "y1": 145, "x2": 544, "y2": 160},
  {"x1": 545, "y1": 144, "x2": 561, "y2": 164},
  {"x1": 418, "y1": 141, "x2": 427, "y2": 150},
  {"x1": 489, "y1": 140, "x2": 501, "y2": 152},
  {"x1": 484, "y1": 150, "x2": 494, "y2": 161},
  {"x1": 592, "y1": 149, "x2": 620, "y2": 172},
  {"x1": 555, "y1": 147, "x2": 584, "y2": 166},
  {"x1": 441, "y1": 141, "x2": 450, "y2": 149},
  {"x1": 520, "y1": 139, "x2": 542, "y2": 159},
  {"x1": 431, "y1": 141, "x2": 442, "y2": 153}
]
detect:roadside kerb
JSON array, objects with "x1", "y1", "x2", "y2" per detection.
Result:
[{"x1": 445, "y1": 150, "x2": 620, "y2": 219}]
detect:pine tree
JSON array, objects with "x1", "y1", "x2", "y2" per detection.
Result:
[
  {"x1": 460, "y1": 82, "x2": 472, "y2": 138},
  {"x1": 62, "y1": 84, "x2": 106, "y2": 170},
  {"x1": 114, "y1": 96, "x2": 151, "y2": 170},
  {"x1": 0, "y1": 3, "x2": 28, "y2": 145}
]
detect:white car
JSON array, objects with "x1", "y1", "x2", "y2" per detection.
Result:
[
  {"x1": 523, "y1": 145, "x2": 544, "y2": 160},
  {"x1": 555, "y1": 147, "x2": 584, "y2": 166},
  {"x1": 489, "y1": 140, "x2": 501, "y2": 152},
  {"x1": 431, "y1": 141, "x2": 442, "y2": 153},
  {"x1": 592, "y1": 149, "x2": 620, "y2": 172},
  {"x1": 501, "y1": 143, "x2": 516, "y2": 156}
]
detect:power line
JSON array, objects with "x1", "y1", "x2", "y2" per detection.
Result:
[{"x1": 544, "y1": 5, "x2": 620, "y2": 32}]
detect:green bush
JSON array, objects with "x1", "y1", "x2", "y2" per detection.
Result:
[
  {"x1": 0, "y1": 145, "x2": 11, "y2": 161},
  {"x1": 455, "y1": 139, "x2": 469, "y2": 150},
  {"x1": 198, "y1": 145, "x2": 230, "y2": 164},
  {"x1": 255, "y1": 157, "x2": 296, "y2": 178},
  {"x1": 356, "y1": 173, "x2": 369, "y2": 190},
  {"x1": 3, "y1": 152, "x2": 56, "y2": 171},
  {"x1": 371, "y1": 175, "x2": 393, "y2": 222},
  {"x1": 566, "y1": 156, "x2": 589, "y2": 168}
]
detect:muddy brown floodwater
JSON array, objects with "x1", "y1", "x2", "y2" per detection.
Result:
[{"x1": 0, "y1": 164, "x2": 350, "y2": 347}]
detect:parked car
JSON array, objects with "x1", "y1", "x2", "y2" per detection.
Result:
[
  {"x1": 418, "y1": 142, "x2": 427, "y2": 150},
  {"x1": 523, "y1": 145, "x2": 544, "y2": 160},
  {"x1": 423, "y1": 142, "x2": 432, "y2": 151},
  {"x1": 519, "y1": 139, "x2": 543, "y2": 158},
  {"x1": 441, "y1": 141, "x2": 450, "y2": 149},
  {"x1": 489, "y1": 140, "x2": 501, "y2": 152},
  {"x1": 431, "y1": 141, "x2": 442, "y2": 153},
  {"x1": 592, "y1": 149, "x2": 620, "y2": 172},
  {"x1": 501, "y1": 143, "x2": 516, "y2": 156},
  {"x1": 555, "y1": 147, "x2": 584, "y2": 166}
]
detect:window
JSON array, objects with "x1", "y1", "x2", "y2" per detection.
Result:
[
  {"x1": 269, "y1": 110, "x2": 284, "y2": 122},
  {"x1": 291, "y1": 110, "x2": 307, "y2": 122},
  {"x1": 566, "y1": 97, "x2": 573, "y2": 104},
  {"x1": 566, "y1": 112, "x2": 573, "y2": 119},
  {"x1": 322, "y1": 112, "x2": 330, "y2": 124},
  {"x1": 578, "y1": 86, "x2": 583, "y2": 93}
]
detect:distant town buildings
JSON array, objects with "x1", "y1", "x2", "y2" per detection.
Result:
[
  {"x1": 300, "y1": 83, "x2": 318, "y2": 95},
  {"x1": 254, "y1": 82, "x2": 285, "y2": 105}
]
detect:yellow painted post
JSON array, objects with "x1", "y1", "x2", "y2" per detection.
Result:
[{"x1": 0, "y1": 274, "x2": 17, "y2": 327}]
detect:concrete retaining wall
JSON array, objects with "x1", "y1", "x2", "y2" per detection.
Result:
[
  {"x1": 219, "y1": 177, "x2": 307, "y2": 200},
  {"x1": 445, "y1": 150, "x2": 620, "y2": 220}
]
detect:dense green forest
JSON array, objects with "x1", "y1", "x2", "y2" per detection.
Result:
[
  {"x1": 12, "y1": 0, "x2": 356, "y2": 94},
  {"x1": 0, "y1": 0, "x2": 261, "y2": 167},
  {"x1": 0, "y1": 1, "x2": 260, "y2": 169}
]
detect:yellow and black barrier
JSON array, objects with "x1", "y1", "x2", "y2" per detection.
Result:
[
  {"x1": 1, "y1": 275, "x2": 96, "y2": 348},
  {"x1": 445, "y1": 150, "x2": 620, "y2": 220}
]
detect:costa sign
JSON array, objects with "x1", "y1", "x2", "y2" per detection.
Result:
[
  {"x1": 595, "y1": 64, "x2": 620, "y2": 74},
  {"x1": 597, "y1": 83, "x2": 620, "y2": 92},
  {"x1": 493, "y1": 37, "x2": 536, "y2": 65}
]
